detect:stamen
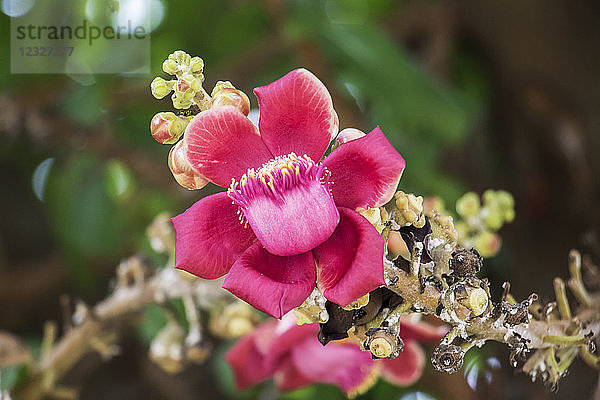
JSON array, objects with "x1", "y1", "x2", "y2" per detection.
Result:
[{"x1": 227, "y1": 153, "x2": 329, "y2": 213}]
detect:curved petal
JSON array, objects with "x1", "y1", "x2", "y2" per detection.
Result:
[
  {"x1": 323, "y1": 126, "x2": 405, "y2": 209},
  {"x1": 290, "y1": 339, "x2": 377, "y2": 396},
  {"x1": 254, "y1": 69, "x2": 338, "y2": 161},
  {"x1": 185, "y1": 106, "x2": 273, "y2": 187},
  {"x1": 222, "y1": 243, "x2": 317, "y2": 318},
  {"x1": 243, "y1": 181, "x2": 339, "y2": 257},
  {"x1": 380, "y1": 340, "x2": 425, "y2": 387},
  {"x1": 225, "y1": 333, "x2": 277, "y2": 390},
  {"x1": 314, "y1": 208, "x2": 385, "y2": 306},
  {"x1": 275, "y1": 358, "x2": 314, "y2": 391},
  {"x1": 172, "y1": 193, "x2": 256, "y2": 279},
  {"x1": 400, "y1": 316, "x2": 449, "y2": 343}
]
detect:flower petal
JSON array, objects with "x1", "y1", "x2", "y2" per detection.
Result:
[
  {"x1": 185, "y1": 106, "x2": 273, "y2": 187},
  {"x1": 172, "y1": 193, "x2": 256, "y2": 279},
  {"x1": 275, "y1": 358, "x2": 315, "y2": 391},
  {"x1": 243, "y1": 180, "x2": 340, "y2": 257},
  {"x1": 222, "y1": 243, "x2": 317, "y2": 318},
  {"x1": 225, "y1": 332, "x2": 277, "y2": 390},
  {"x1": 314, "y1": 208, "x2": 385, "y2": 306},
  {"x1": 254, "y1": 69, "x2": 338, "y2": 161},
  {"x1": 323, "y1": 126, "x2": 405, "y2": 209},
  {"x1": 400, "y1": 316, "x2": 449, "y2": 343},
  {"x1": 380, "y1": 340, "x2": 425, "y2": 386},
  {"x1": 290, "y1": 339, "x2": 377, "y2": 396}
]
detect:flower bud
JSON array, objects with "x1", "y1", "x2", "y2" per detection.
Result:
[
  {"x1": 151, "y1": 77, "x2": 174, "y2": 99},
  {"x1": 393, "y1": 191, "x2": 425, "y2": 228},
  {"x1": 456, "y1": 192, "x2": 480, "y2": 218},
  {"x1": 170, "y1": 50, "x2": 191, "y2": 67},
  {"x1": 168, "y1": 140, "x2": 210, "y2": 190},
  {"x1": 211, "y1": 80, "x2": 235, "y2": 96},
  {"x1": 189, "y1": 56, "x2": 204, "y2": 73},
  {"x1": 171, "y1": 93, "x2": 194, "y2": 110},
  {"x1": 423, "y1": 196, "x2": 445, "y2": 216},
  {"x1": 149, "y1": 320, "x2": 185, "y2": 374},
  {"x1": 209, "y1": 301, "x2": 259, "y2": 339},
  {"x1": 150, "y1": 112, "x2": 189, "y2": 144},
  {"x1": 333, "y1": 128, "x2": 366, "y2": 148},
  {"x1": 473, "y1": 231, "x2": 501, "y2": 258},
  {"x1": 162, "y1": 59, "x2": 179, "y2": 75},
  {"x1": 211, "y1": 87, "x2": 250, "y2": 116},
  {"x1": 429, "y1": 210, "x2": 458, "y2": 245}
]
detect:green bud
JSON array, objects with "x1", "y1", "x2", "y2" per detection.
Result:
[
  {"x1": 496, "y1": 190, "x2": 513, "y2": 206},
  {"x1": 172, "y1": 93, "x2": 193, "y2": 109},
  {"x1": 211, "y1": 80, "x2": 236, "y2": 97},
  {"x1": 503, "y1": 208, "x2": 516, "y2": 223},
  {"x1": 170, "y1": 50, "x2": 191, "y2": 66},
  {"x1": 482, "y1": 189, "x2": 496, "y2": 207},
  {"x1": 151, "y1": 77, "x2": 173, "y2": 99},
  {"x1": 482, "y1": 203, "x2": 504, "y2": 231},
  {"x1": 456, "y1": 192, "x2": 480, "y2": 218},
  {"x1": 162, "y1": 59, "x2": 179, "y2": 75},
  {"x1": 189, "y1": 57, "x2": 204, "y2": 73}
]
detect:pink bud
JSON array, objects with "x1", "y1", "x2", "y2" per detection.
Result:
[
  {"x1": 334, "y1": 128, "x2": 366, "y2": 147},
  {"x1": 211, "y1": 88, "x2": 250, "y2": 116},
  {"x1": 168, "y1": 140, "x2": 210, "y2": 190},
  {"x1": 150, "y1": 112, "x2": 189, "y2": 145}
]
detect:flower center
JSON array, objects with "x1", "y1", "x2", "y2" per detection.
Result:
[{"x1": 228, "y1": 153, "x2": 340, "y2": 257}]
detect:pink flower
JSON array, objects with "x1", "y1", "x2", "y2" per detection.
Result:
[
  {"x1": 172, "y1": 69, "x2": 405, "y2": 318},
  {"x1": 225, "y1": 313, "x2": 447, "y2": 396}
]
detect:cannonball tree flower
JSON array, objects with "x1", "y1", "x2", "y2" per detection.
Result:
[
  {"x1": 225, "y1": 313, "x2": 447, "y2": 397},
  {"x1": 172, "y1": 69, "x2": 405, "y2": 318}
]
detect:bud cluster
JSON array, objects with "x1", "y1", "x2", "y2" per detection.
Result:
[
  {"x1": 454, "y1": 190, "x2": 515, "y2": 257},
  {"x1": 149, "y1": 52, "x2": 253, "y2": 190}
]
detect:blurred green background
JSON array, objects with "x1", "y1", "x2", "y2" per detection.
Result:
[{"x1": 1, "y1": 0, "x2": 599, "y2": 399}]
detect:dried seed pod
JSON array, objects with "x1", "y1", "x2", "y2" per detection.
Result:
[
  {"x1": 364, "y1": 328, "x2": 404, "y2": 359},
  {"x1": 449, "y1": 248, "x2": 483, "y2": 277},
  {"x1": 431, "y1": 344, "x2": 464, "y2": 373},
  {"x1": 211, "y1": 87, "x2": 250, "y2": 116},
  {"x1": 441, "y1": 277, "x2": 491, "y2": 323},
  {"x1": 168, "y1": 140, "x2": 210, "y2": 190}
]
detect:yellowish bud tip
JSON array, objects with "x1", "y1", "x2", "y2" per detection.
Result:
[
  {"x1": 151, "y1": 77, "x2": 173, "y2": 99},
  {"x1": 468, "y1": 288, "x2": 489, "y2": 317},
  {"x1": 370, "y1": 337, "x2": 393, "y2": 358}
]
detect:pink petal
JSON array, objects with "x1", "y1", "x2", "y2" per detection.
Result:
[
  {"x1": 290, "y1": 338, "x2": 376, "y2": 395},
  {"x1": 380, "y1": 340, "x2": 425, "y2": 386},
  {"x1": 172, "y1": 193, "x2": 256, "y2": 279},
  {"x1": 323, "y1": 126, "x2": 405, "y2": 209},
  {"x1": 400, "y1": 317, "x2": 449, "y2": 343},
  {"x1": 225, "y1": 332, "x2": 277, "y2": 390},
  {"x1": 185, "y1": 106, "x2": 273, "y2": 187},
  {"x1": 275, "y1": 358, "x2": 315, "y2": 391},
  {"x1": 254, "y1": 69, "x2": 338, "y2": 161},
  {"x1": 243, "y1": 180, "x2": 340, "y2": 257},
  {"x1": 314, "y1": 208, "x2": 385, "y2": 306},
  {"x1": 222, "y1": 243, "x2": 317, "y2": 318}
]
